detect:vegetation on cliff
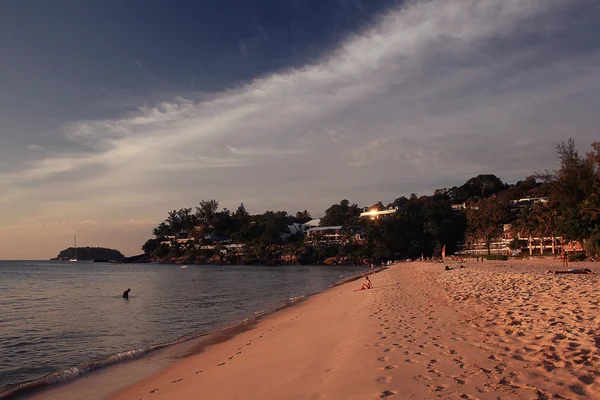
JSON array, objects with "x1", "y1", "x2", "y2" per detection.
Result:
[
  {"x1": 143, "y1": 140, "x2": 600, "y2": 264},
  {"x1": 53, "y1": 247, "x2": 125, "y2": 261}
]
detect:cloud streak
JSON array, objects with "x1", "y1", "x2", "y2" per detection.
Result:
[{"x1": 2, "y1": 0, "x2": 600, "y2": 258}]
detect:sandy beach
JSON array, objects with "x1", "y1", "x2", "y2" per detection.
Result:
[{"x1": 111, "y1": 260, "x2": 599, "y2": 400}]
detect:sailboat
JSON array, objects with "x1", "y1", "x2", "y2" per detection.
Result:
[{"x1": 69, "y1": 234, "x2": 78, "y2": 262}]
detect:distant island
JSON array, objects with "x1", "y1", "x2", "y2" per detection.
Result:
[{"x1": 51, "y1": 247, "x2": 125, "y2": 261}]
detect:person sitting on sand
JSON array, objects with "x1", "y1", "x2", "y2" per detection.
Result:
[
  {"x1": 356, "y1": 276, "x2": 372, "y2": 291},
  {"x1": 547, "y1": 268, "x2": 593, "y2": 275},
  {"x1": 122, "y1": 288, "x2": 131, "y2": 298}
]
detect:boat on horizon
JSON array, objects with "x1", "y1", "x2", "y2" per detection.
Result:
[{"x1": 69, "y1": 234, "x2": 78, "y2": 262}]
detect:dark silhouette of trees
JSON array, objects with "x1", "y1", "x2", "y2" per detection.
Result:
[
  {"x1": 144, "y1": 140, "x2": 600, "y2": 263},
  {"x1": 196, "y1": 200, "x2": 219, "y2": 228},
  {"x1": 152, "y1": 208, "x2": 197, "y2": 237},
  {"x1": 294, "y1": 210, "x2": 312, "y2": 224},
  {"x1": 320, "y1": 199, "x2": 361, "y2": 226}
]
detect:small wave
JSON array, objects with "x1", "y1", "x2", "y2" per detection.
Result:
[
  {"x1": 0, "y1": 348, "x2": 151, "y2": 398},
  {"x1": 286, "y1": 295, "x2": 305, "y2": 304},
  {"x1": 0, "y1": 279, "x2": 336, "y2": 399}
]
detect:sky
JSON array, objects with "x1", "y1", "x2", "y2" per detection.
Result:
[{"x1": 1, "y1": 0, "x2": 600, "y2": 259}]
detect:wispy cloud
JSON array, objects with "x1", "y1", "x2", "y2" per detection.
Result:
[
  {"x1": 227, "y1": 145, "x2": 302, "y2": 156},
  {"x1": 2, "y1": 0, "x2": 600, "y2": 258}
]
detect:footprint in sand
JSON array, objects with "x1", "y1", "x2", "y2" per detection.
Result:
[
  {"x1": 195, "y1": 370, "x2": 203, "y2": 374},
  {"x1": 383, "y1": 364, "x2": 397, "y2": 370},
  {"x1": 577, "y1": 374, "x2": 595, "y2": 385},
  {"x1": 380, "y1": 390, "x2": 397, "y2": 398},
  {"x1": 217, "y1": 362, "x2": 226, "y2": 366},
  {"x1": 377, "y1": 356, "x2": 390, "y2": 362},
  {"x1": 405, "y1": 359, "x2": 418, "y2": 363},
  {"x1": 430, "y1": 385, "x2": 447, "y2": 392},
  {"x1": 150, "y1": 389, "x2": 159, "y2": 393},
  {"x1": 376, "y1": 376, "x2": 392, "y2": 384},
  {"x1": 171, "y1": 378, "x2": 183, "y2": 383}
]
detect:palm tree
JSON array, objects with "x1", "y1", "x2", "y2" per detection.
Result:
[
  {"x1": 580, "y1": 192, "x2": 600, "y2": 226},
  {"x1": 533, "y1": 201, "x2": 559, "y2": 254},
  {"x1": 514, "y1": 208, "x2": 536, "y2": 255},
  {"x1": 533, "y1": 211, "x2": 547, "y2": 255}
]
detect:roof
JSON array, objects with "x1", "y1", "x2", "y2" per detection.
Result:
[
  {"x1": 308, "y1": 226, "x2": 343, "y2": 232},
  {"x1": 303, "y1": 219, "x2": 321, "y2": 227}
]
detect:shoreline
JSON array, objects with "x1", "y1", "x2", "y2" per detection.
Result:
[
  {"x1": 111, "y1": 259, "x2": 599, "y2": 400},
  {"x1": 108, "y1": 268, "x2": 387, "y2": 400},
  {"x1": 4, "y1": 267, "x2": 378, "y2": 400}
]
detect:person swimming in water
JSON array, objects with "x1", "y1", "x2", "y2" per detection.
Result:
[{"x1": 122, "y1": 288, "x2": 131, "y2": 298}]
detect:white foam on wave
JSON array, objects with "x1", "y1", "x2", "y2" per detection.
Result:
[{"x1": 0, "y1": 348, "x2": 152, "y2": 398}]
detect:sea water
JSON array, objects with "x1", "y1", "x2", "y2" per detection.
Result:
[{"x1": 0, "y1": 261, "x2": 365, "y2": 396}]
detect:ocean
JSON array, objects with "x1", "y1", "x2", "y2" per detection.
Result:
[{"x1": 0, "y1": 261, "x2": 366, "y2": 398}]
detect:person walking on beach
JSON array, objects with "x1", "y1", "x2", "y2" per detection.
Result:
[
  {"x1": 122, "y1": 288, "x2": 131, "y2": 299},
  {"x1": 561, "y1": 249, "x2": 568, "y2": 268}
]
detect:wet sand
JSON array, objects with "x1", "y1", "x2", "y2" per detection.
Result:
[{"x1": 112, "y1": 260, "x2": 599, "y2": 399}]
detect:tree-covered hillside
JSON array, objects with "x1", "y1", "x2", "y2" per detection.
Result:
[
  {"x1": 143, "y1": 140, "x2": 600, "y2": 264},
  {"x1": 53, "y1": 247, "x2": 125, "y2": 261}
]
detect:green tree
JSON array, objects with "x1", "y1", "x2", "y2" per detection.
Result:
[
  {"x1": 542, "y1": 139, "x2": 596, "y2": 242},
  {"x1": 234, "y1": 203, "x2": 250, "y2": 224},
  {"x1": 513, "y1": 208, "x2": 536, "y2": 255},
  {"x1": 196, "y1": 200, "x2": 219, "y2": 228},
  {"x1": 153, "y1": 208, "x2": 197, "y2": 237},
  {"x1": 142, "y1": 238, "x2": 163, "y2": 255},
  {"x1": 321, "y1": 199, "x2": 360, "y2": 226},
  {"x1": 450, "y1": 174, "x2": 506, "y2": 203},
  {"x1": 584, "y1": 232, "x2": 600, "y2": 258},
  {"x1": 466, "y1": 197, "x2": 506, "y2": 255},
  {"x1": 533, "y1": 201, "x2": 558, "y2": 254},
  {"x1": 294, "y1": 210, "x2": 312, "y2": 224}
]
